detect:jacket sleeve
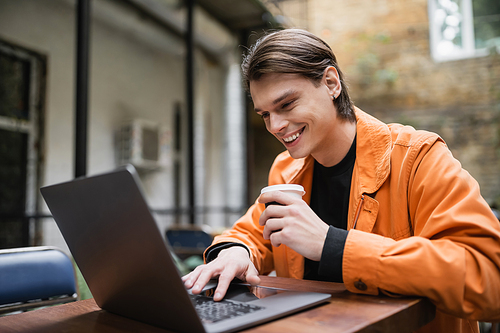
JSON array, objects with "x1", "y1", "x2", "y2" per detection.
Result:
[
  {"x1": 205, "y1": 200, "x2": 275, "y2": 275},
  {"x1": 202, "y1": 152, "x2": 294, "y2": 274},
  {"x1": 342, "y1": 140, "x2": 500, "y2": 321}
]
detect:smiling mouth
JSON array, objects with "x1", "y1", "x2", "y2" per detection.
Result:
[{"x1": 283, "y1": 127, "x2": 304, "y2": 143}]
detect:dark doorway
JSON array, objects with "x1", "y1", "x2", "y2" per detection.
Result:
[
  {"x1": 0, "y1": 129, "x2": 29, "y2": 247},
  {"x1": 0, "y1": 40, "x2": 45, "y2": 249}
]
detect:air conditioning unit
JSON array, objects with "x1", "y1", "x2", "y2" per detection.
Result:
[{"x1": 118, "y1": 119, "x2": 172, "y2": 170}]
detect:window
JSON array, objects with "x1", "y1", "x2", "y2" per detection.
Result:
[
  {"x1": 429, "y1": 0, "x2": 500, "y2": 61},
  {"x1": 0, "y1": 41, "x2": 45, "y2": 248}
]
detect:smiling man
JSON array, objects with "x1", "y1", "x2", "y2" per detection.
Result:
[{"x1": 182, "y1": 29, "x2": 500, "y2": 332}]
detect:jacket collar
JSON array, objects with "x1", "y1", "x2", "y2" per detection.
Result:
[{"x1": 353, "y1": 107, "x2": 392, "y2": 194}]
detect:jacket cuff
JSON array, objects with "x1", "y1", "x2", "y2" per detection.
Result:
[
  {"x1": 343, "y1": 229, "x2": 386, "y2": 295},
  {"x1": 204, "y1": 242, "x2": 250, "y2": 263}
]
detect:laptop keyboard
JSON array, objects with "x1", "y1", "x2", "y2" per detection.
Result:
[{"x1": 190, "y1": 294, "x2": 265, "y2": 324}]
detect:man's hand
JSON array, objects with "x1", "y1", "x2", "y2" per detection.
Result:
[
  {"x1": 182, "y1": 246, "x2": 261, "y2": 301},
  {"x1": 258, "y1": 190, "x2": 329, "y2": 261}
]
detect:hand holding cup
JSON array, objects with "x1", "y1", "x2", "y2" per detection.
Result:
[{"x1": 258, "y1": 184, "x2": 328, "y2": 261}]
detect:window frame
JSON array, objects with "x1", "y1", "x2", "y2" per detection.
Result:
[{"x1": 428, "y1": 0, "x2": 498, "y2": 62}]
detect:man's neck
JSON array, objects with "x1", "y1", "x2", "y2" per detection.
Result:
[{"x1": 313, "y1": 120, "x2": 357, "y2": 167}]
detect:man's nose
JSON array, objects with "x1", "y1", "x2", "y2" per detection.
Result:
[{"x1": 268, "y1": 113, "x2": 288, "y2": 134}]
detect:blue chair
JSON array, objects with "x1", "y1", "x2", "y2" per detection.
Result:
[
  {"x1": 166, "y1": 226, "x2": 214, "y2": 271},
  {"x1": 0, "y1": 246, "x2": 78, "y2": 315},
  {"x1": 166, "y1": 226, "x2": 213, "y2": 260}
]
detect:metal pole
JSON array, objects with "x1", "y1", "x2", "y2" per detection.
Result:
[
  {"x1": 186, "y1": 0, "x2": 195, "y2": 224},
  {"x1": 75, "y1": 0, "x2": 90, "y2": 178},
  {"x1": 174, "y1": 102, "x2": 182, "y2": 225}
]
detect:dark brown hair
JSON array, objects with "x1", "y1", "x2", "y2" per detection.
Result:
[{"x1": 242, "y1": 29, "x2": 355, "y2": 122}]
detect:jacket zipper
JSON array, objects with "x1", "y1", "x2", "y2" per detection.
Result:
[{"x1": 352, "y1": 195, "x2": 365, "y2": 229}]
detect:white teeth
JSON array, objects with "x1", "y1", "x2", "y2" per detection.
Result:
[{"x1": 284, "y1": 132, "x2": 300, "y2": 143}]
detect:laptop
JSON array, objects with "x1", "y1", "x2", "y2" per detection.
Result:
[{"x1": 40, "y1": 165, "x2": 331, "y2": 333}]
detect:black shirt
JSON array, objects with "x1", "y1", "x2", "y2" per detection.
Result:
[{"x1": 304, "y1": 136, "x2": 356, "y2": 282}]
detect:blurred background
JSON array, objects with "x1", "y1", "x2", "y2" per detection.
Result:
[{"x1": 0, "y1": 0, "x2": 499, "y2": 255}]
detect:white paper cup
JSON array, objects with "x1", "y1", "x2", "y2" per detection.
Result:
[{"x1": 260, "y1": 184, "x2": 305, "y2": 207}]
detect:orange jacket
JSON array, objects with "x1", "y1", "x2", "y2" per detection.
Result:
[{"x1": 211, "y1": 108, "x2": 500, "y2": 332}]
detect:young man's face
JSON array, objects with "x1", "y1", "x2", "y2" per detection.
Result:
[{"x1": 250, "y1": 70, "x2": 345, "y2": 166}]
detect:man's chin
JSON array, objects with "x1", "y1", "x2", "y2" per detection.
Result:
[{"x1": 287, "y1": 149, "x2": 307, "y2": 160}]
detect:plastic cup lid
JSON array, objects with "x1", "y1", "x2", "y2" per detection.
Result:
[{"x1": 260, "y1": 184, "x2": 305, "y2": 196}]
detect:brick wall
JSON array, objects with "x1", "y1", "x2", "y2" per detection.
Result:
[{"x1": 300, "y1": 0, "x2": 500, "y2": 206}]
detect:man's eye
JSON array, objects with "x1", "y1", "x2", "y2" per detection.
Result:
[
  {"x1": 260, "y1": 112, "x2": 269, "y2": 119},
  {"x1": 282, "y1": 100, "x2": 294, "y2": 109}
]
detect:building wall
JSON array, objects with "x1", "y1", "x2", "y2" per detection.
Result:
[
  {"x1": 274, "y1": 0, "x2": 500, "y2": 206},
  {"x1": 0, "y1": 0, "x2": 241, "y2": 250}
]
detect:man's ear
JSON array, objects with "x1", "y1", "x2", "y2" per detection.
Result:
[{"x1": 323, "y1": 66, "x2": 342, "y2": 99}]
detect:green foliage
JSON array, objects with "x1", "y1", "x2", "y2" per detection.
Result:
[
  {"x1": 351, "y1": 32, "x2": 399, "y2": 87},
  {"x1": 74, "y1": 262, "x2": 93, "y2": 300},
  {"x1": 472, "y1": 0, "x2": 500, "y2": 50}
]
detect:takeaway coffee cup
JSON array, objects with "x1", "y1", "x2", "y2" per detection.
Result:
[{"x1": 260, "y1": 184, "x2": 305, "y2": 207}]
